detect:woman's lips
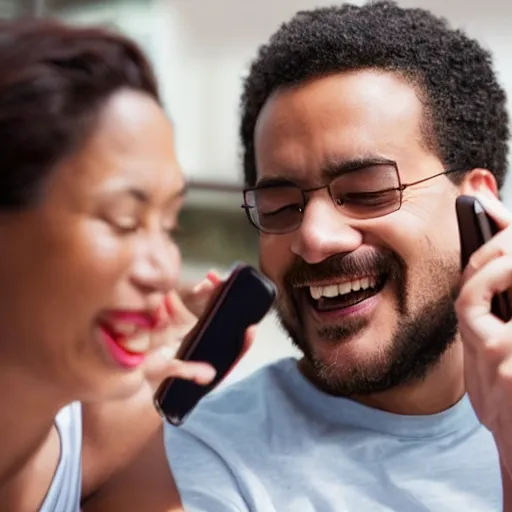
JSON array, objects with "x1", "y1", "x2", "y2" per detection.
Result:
[
  {"x1": 99, "y1": 326, "x2": 147, "y2": 369},
  {"x1": 98, "y1": 309, "x2": 161, "y2": 369},
  {"x1": 102, "y1": 310, "x2": 158, "y2": 329}
]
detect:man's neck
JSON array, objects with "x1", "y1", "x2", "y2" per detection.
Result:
[
  {"x1": 354, "y1": 342, "x2": 465, "y2": 415},
  {"x1": 301, "y1": 340, "x2": 465, "y2": 416}
]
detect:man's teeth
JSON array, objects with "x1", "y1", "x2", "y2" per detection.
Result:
[
  {"x1": 309, "y1": 277, "x2": 377, "y2": 300},
  {"x1": 117, "y1": 333, "x2": 151, "y2": 354}
]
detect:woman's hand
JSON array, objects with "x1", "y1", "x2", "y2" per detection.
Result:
[{"x1": 141, "y1": 270, "x2": 255, "y2": 391}]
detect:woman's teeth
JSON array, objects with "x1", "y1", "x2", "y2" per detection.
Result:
[
  {"x1": 112, "y1": 323, "x2": 139, "y2": 336},
  {"x1": 101, "y1": 321, "x2": 153, "y2": 354},
  {"x1": 116, "y1": 333, "x2": 151, "y2": 354},
  {"x1": 309, "y1": 277, "x2": 378, "y2": 300}
]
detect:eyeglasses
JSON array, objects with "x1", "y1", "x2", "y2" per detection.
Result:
[{"x1": 241, "y1": 161, "x2": 464, "y2": 234}]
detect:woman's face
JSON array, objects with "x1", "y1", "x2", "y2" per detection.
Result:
[{"x1": 0, "y1": 89, "x2": 185, "y2": 403}]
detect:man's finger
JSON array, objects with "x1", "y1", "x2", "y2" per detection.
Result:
[
  {"x1": 474, "y1": 193, "x2": 512, "y2": 229},
  {"x1": 456, "y1": 255, "x2": 512, "y2": 339},
  {"x1": 464, "y1": 230, "x2": 512, "y2": 281},
  {"x1": 463, "y1": 254, "x2": 512, "y2": 299}
]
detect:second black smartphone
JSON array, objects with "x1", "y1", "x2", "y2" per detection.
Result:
[
  {"x1": 455, "y1": 195, "x2": 511, "y2": 321},
  {"x1": 154, "y1": 263, "x2": 276, "y2": 426}
]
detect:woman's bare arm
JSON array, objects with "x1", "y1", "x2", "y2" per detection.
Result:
[{"x1": 82, "y1": 422, "x2": 182, "y2": 512}]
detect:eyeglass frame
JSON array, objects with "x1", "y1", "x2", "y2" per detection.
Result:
[{"x1": 241, "y1": 160, "x2": 466, "y2": 234}]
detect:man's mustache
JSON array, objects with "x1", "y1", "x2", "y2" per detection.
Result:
[{"x1": 283, "y1": 249, "x2": 405, "y2": 288}]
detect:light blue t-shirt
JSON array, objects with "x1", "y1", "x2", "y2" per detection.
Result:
[{"x1": 165, "y1": 357, "x2": 502, "y2": 511}]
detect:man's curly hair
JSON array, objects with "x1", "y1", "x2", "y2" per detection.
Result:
[{"x1": 240, "y1": 1, "x2": 509, "y2": 189}]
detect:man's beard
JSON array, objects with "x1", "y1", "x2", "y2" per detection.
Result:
[{"x1": 274, "y1": 248, "x2": 460, "y2": 396}]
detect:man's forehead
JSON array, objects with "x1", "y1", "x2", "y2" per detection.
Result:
[
  {"x1": 254, "y1": 70, "x2": 427, "y2": 184},
  {"x1": 256, "y1": 70, "x2": 423, "y2": 129},
  {"x1": 255, "y1": 155, "x2": 397, "y2": 188}
]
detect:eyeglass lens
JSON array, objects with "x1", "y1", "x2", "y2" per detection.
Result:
[{"x1": 244, "y1": 164, "x2": 401, "y2": 233}]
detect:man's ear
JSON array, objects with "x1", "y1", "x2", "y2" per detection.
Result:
[{"x1": 458, "y1": 168, "x2": 499, "y2": 199}]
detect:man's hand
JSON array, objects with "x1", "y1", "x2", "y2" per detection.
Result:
[{"x1": 454, "y1": 194, "x2": 512, "y2": 472}]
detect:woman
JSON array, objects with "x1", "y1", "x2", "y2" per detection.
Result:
[{"x1": 0, "y1": 18, "x2": 220, "y2": 511}]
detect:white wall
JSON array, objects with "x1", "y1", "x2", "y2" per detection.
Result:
[{"x1": 62, "y1": 0, "x2": 512, "y2": 203}]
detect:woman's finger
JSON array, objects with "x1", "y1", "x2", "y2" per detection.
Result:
[
  {"x1": 244, "y1": 325, "x2": 257, "y2": 352},
  {"x1": 165, "y1": 290, "x2": 196, "y2": 326},
  {"x1": 143, "y1": 346, "x2": 216, "y2": 387},
  {"x1": 177, "y1": 270, "x2": 223, "y2": 318}
]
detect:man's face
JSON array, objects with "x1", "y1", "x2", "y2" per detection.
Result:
[{"x1": 254, "y1": 70, "x2": 463, "y2": 396}]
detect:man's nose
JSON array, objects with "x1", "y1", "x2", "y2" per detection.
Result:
[{"x1": 290, "y1": 196, "x2": 363, "y2": 264}]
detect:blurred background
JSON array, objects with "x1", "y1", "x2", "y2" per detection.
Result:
[{"x1": 3, "y1": 0, "x2": 512, "y2": 383}]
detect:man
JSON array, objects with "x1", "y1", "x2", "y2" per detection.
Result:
[{"x1": 85, "y1": 2, "x2": 512, "y2": 511}]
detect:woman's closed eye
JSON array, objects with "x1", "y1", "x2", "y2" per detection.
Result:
[{"x1": 110, "y1": 216, "x2": 140, "y2": 234}]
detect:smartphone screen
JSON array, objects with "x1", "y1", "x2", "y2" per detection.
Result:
[{"x1": 155, "y1": 264, "x2": 276, "y2": 425}]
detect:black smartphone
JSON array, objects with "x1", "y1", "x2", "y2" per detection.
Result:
[
  {"x1": 154, "y1": 263, "x2": 276, "y2": 426},
  {"x1": 455, "y1": 195, "x2": 512, "y2": 321}
]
